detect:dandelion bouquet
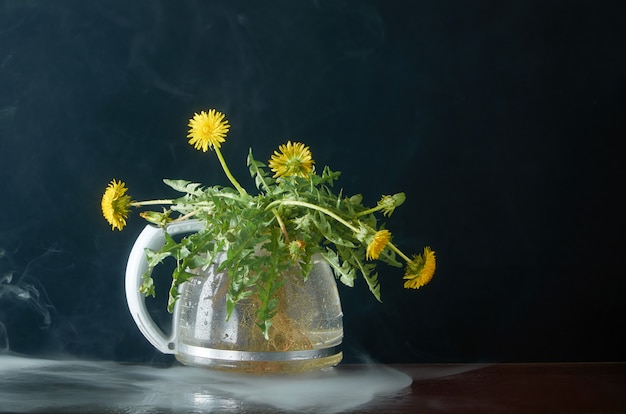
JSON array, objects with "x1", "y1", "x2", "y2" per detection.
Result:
[{"x1": 101, "y1": 109, "x2": 435, "y2": 339}]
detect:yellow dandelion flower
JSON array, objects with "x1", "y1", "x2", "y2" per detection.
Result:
[
  {"x1": 101, "y1": 179, "x2": 132, "y2": 231},
  {"x1": 403, "y1": 246, "x2": 436, "y2": 289},
  {"x1": 365, "y1": 229, "x2": 391, "y2": 260},
  {"x1": 187, "y1": 109, "x2": 230, "y2": 152},
  {"x1": 268, "y1": 141, "x2": 314, "y2": 178}
]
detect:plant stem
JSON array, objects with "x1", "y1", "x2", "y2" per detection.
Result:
[
  {"x1": 272, "y1": 209, "x2": 290, "y2": 243},
  {"x1": 387, "y1": 241, "x2": 412, "y2": 263},
  {"x1": 130, "y1": 199, "x2": 174, "y2": 207},
  {"x1": 267, "y1": 199, "x2": 359, "y2": 233},
  {"x1": 214, "y1": 146, "x2": 247, "y2": 196},
  {"x1": 355, "y1": 205, "x2": 382, "y2": 217},
  {"x1": 171, "y1": 211, "x2": 197, "y2": 222}
]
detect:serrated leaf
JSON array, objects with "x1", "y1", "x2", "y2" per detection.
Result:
[
  {"x1": 321, "y1": 248, "x2": 355, "y2": 287},
  {"x1": 378, "y1": 248, "x2": 403, "y2": 268},
  {"x1": 247, "y1": 148, "x2": 273, "y2": 193},
  {"x1": 312, "y1": 211, "x2": 356, "y2": 248},
  {"x1": 163, "y1": 179, "x2": 203, "y2": 196},
  {"x1": 145, "y1": 249, "x2": 171, "y2": 268},
  {"x1": 360, "y1": 266, "x2": 381, "y2": 302},
  {"x1": 347, "y1": 249, "x2": 381, "y2": 302},
  {"x1": 139, "y1": 274, "x2": 155, "y2": 297}
]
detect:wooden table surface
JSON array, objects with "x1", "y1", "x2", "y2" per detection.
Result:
[{"x1": 358, "y1": 363, "x2": 626, "y2": 413}]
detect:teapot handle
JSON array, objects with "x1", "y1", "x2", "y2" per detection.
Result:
[{"x1": 125, "y1": 220, "x2": 205, "y2": 354}]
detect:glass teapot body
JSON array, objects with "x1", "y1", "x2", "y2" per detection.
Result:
[{"x1": 125, "y1": 220, "x2": 343, "y2": 374}]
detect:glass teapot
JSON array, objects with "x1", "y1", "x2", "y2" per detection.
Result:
[{"x1": 125, "y1": 220, "x2": 343, "y2": 374}]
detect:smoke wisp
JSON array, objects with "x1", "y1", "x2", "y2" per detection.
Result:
[{"x1": 0, "y1": 247, "x2": 55, "y2": 344}]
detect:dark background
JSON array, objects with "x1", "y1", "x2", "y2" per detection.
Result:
[{"x1": 1, "y1": 0, "x2": 624, "y2": 364}]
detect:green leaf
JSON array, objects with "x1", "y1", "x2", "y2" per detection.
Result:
[
  {"x1": 163, "y1": 179, "x2": 203, "y2": 196},
  {"x1": 139, "y1": 274, "x2": 155, "y2": 297},
  {"x1": 378, "y1": 248, "x2": 403, "y2": 268},
  {"x1": 321, "y1": 248, "x2": 356, "y2": 287},
  {"x1": 167, "y1": 264, "x2": 199, "y2": 312},
  {"x1": 344, "y1": 247, "x2": 381, "y2": 302},
  {"x1": 145, "y1": 249, "x2": 171, "y2": 268},
  {"x1": 360, "y1": 265, "x2": 381, "y2": 302},
  {"x1": 247, "y1": 148, "x2": 273, "y2": 193},
  {"x1": 311, "y1": 211, "x2": 356, "y2": 248},
  {"x1": 253, "y1": 230, "x2": 288, "y2": 339},
  {"x1": 319, "y1": 166, "x2": 341, "y2": 186}
]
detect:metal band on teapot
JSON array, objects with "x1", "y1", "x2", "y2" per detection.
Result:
[{"x1": 178, "y1": 343, "x2": 342, "y2": 362}]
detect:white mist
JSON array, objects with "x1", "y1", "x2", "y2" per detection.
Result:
[{"x1": 0, "y1": 354, "x2": 412, "y2": 413}]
